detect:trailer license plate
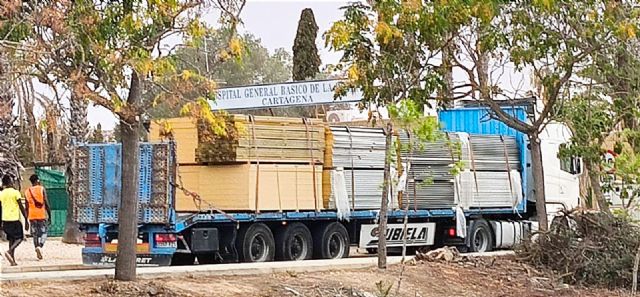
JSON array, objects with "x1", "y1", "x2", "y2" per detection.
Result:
[
  {"x1": 359, "y1": 223, "x2": 436, "y2": 249},
  {"x1": 104, "y1": 243, "x2": 150, "y2": 254}
]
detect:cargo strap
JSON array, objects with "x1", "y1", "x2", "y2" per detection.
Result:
[
  {"x1": 249, "y1": 115, "x2": 261, "y2": 213},
  {"x1": 171, "y1": 182, "x2": 238, "y2": 224},
  {"x1": 411, "y1": 132, "x2": 418, "y2": 211},
  {"x1": 345, "y1": 126, "x2": 356, "y2": 211},
  {"x1": 303, "y1": 118, "x2": 319, "y2": 212},
  {"x1": 276, "y1": 164, "x2": 283, "y2": 212},
  {"x1": 500, "y1": 136, "x2": 516, "y2": 208},
  {"x1": 446, "y1": 133, "x2": 462, "y2": 205},
  {"x1": 467, "y1": 134, "x2": 480, "y2": 193},
  {"x1": 398, "y1": 130, "x2": 408, "y2": 210}
]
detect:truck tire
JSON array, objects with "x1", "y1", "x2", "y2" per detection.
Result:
[
  {"x1": 313, "y1": 222, "x2": 350, "y2": 260},
  {"x1": 275, "y1": 222, "x2": 313, "y2": 261},
  {"x1": 237, "y1": 223, "x2": 276, "y2": 263},
  {"x1": 171, "y1": 253, "x2": 195, "y2": 266},
  {"x1": 468, "y1": 220, "x2": 494, "y2": 253}
]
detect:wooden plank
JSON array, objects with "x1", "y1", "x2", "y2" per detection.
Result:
[
  {"x1": 174, "y1": 164, "x2": 323, "y2": 212},
  {"x1": 322, "y1": 169, "x2": 332, "y2": 209},
  {"x1": 236, "y1": 139, "x2": 324, "y2": 150},
  {"x1": 198, "y1": 115, "x2": 326, "y2": 164},
  {"x1": 324, "y1": 126, "x2": 334, "y2": 168},
  {"x1": 150, "y1": 118, "x2": 198, "y2": 164},
  {"x1": 198, "y1": 148, "x2": 323, "y2": 163},
  {"x1": 231, "y1": 114, "x2": 324, "y2": 125}
]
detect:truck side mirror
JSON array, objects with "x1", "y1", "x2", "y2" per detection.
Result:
[{"x1": 572, "y1": 157, "x2": 584, "y2": 176}]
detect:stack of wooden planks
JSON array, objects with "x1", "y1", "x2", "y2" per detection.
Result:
[
  {"x1": 196, "y1": 115, "x2": 324, "y2": 164},
  {"x1": 150, "y1": 115, "x2": 325, "y2": 213},
  {"x1": 175, "y1": 164, "x2": 323, "y2": 212}
]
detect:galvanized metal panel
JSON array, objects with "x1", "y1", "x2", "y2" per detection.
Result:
[
  {"x1": 404, "y1": 180, "x2": 456, "y2": 209},
  {"x1": 459, "y1": 171, "x2": 521, "y2": 208},
  {"x1": 329, "y1": 126, "x2": 387, "y2": 169},
  {"x1": 438, "y1": 107, "x2": 529, "y2": 213},
  {"x1": 329, "y1": 169, "x2": 386, "y2": 210}
]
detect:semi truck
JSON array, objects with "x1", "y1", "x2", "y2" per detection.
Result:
[{"x1": 72, "y1": 80, "x2": 582, "y2": 266}]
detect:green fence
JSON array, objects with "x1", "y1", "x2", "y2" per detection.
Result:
[{"x1": 35, "y1": 168, "x2": 67, "y2": 237}]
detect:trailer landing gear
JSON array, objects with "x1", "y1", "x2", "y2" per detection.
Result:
[{"x1": 171, "y1": 253, "x2": 195, "y2": 266}]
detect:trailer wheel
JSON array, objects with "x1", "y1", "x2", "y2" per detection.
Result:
[
  {"x1": 275, "y1": 222, "x2": 313, "y2": 261},
  {"x1": 171, "y1": 253, "x2": 195, "y2": 266},
  {"x1": 468, "y1": 220, "x2": 494, "y2": 253},
  {"x1": 313, "y1": 222, "x2": 350, "y2": 259},
  {"x1": 237, "y1": 223, "x2": 275, "y2": 263}
]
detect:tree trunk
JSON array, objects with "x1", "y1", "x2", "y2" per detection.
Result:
[
  {"x1": 585, "y1": 159, "x2": 609, "y2": 213},
  {"x1": 578, "y1": 165, "x2": 593, "y2": 208},
  {"x1": 63, "y1": 137, "x2": 83, "y2": 244},
  {"x1": 63, "y1": 93, "x2": 89, "y2": 244},
  {"x1": 115, "y1": 72, "x2": 142, "y2": 281},
  {"x1": 378, "y1": 122, "x2": 393, "y2": 269},
  {"x1": 440, "y1": 31, "x2": 456, "y2": 108},
  {"x1": 530, "y1": 134, "x2": 548, "y2": 230}
]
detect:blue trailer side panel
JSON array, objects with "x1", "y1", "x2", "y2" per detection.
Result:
[
  {"x1": 73, "y1": 143, "x2": 175, "y2": 225},
  {"x1": 438, "y1": 107, "x2": 529, "y2": 214}
]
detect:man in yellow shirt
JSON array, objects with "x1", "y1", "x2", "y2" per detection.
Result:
[{"x1": 0, "y1": 175, "x2": 29, "y2": 266}]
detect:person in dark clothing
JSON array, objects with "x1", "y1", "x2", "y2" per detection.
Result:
[{"x1": 25, "y1": 174, "x2": 51, "y2": 260}]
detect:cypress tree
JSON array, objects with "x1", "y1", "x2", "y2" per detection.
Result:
[{"x1": 292, "y1": 8, "x2": 321, "y2": 81}]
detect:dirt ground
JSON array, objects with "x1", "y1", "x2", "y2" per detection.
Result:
[{"x1": 0, "y1": 256, "x2": 631, "y2": 297}]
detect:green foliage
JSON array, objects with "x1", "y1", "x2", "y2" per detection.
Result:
[
  {"x1": 292, "y1": 8, "x2": 321, "y2": 81},
  {"x1": 324, "y1": 0, "x2": 456, "y2": 171},
  {"x1": 14, "y1": 1, "x2": 244, "y2": 126},
  {"x1": 558, "y1": 94, "x2": 614, "y2": 164},
  {"x1": 388, "y1": 100, "x2": 439, "y2": 144},
  {"x1": 89, "y1": 124, "x2": 105, "y2": 143},
  {"x1": 607, "y1": 130, "x2": 640, "y2": 205},
  {"x1": 176, "y1": 32, "x2": 292, "y2": 87},
  {"x1": 553, "y1": 1, "x2": 640, "y2": 211},
  {"x1": 150, "y1": 32, "x2": 292, "y2": 119},
  {"x1": 325, "y1": 1, "x2": 453, "y2": 109}
]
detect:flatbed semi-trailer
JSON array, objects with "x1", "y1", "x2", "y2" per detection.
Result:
[{"x1": 74, "y1": 106, "x2": 580, "y2": 266}]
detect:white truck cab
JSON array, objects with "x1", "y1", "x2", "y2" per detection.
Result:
[{"x1": 536, "y1": 122, "x2": 582, "y2": 224}]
